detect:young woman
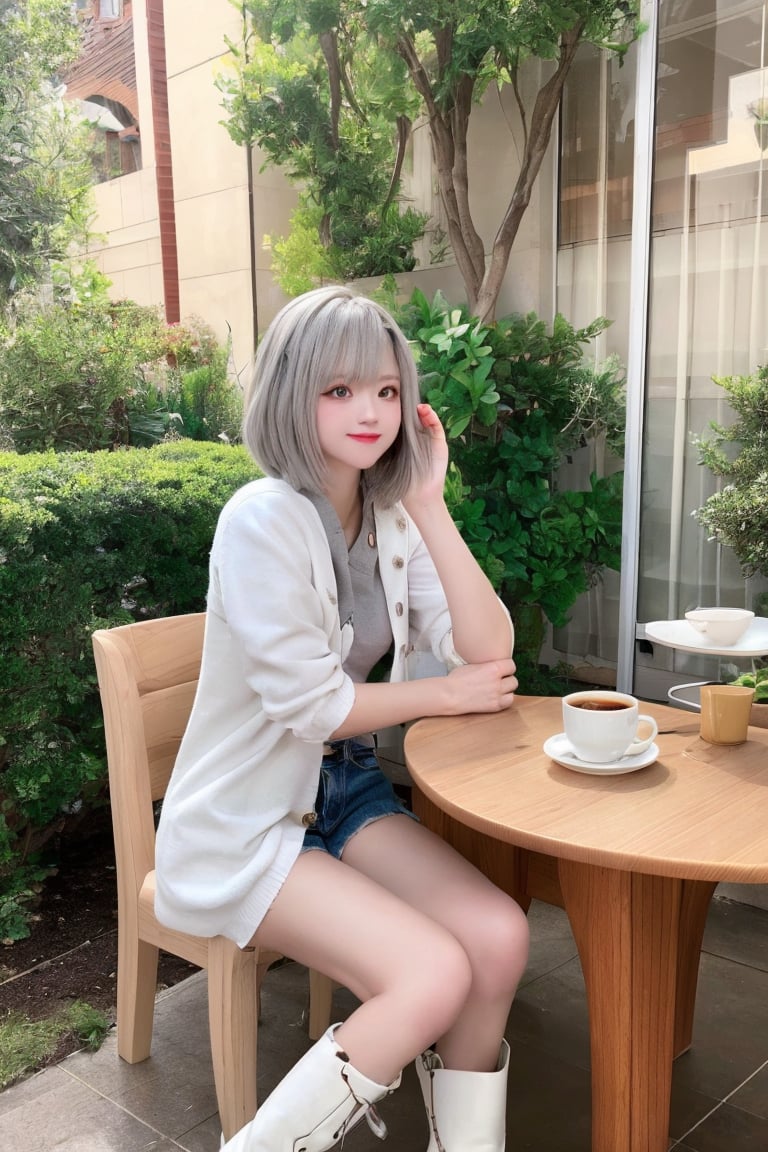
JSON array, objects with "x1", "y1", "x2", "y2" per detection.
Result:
[{"x1": 154, "y1": 286, "x2": 529, "y2": 1152}]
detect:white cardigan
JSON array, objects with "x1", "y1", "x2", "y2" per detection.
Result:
[{"x1": 154, "y1": 478, "x2": 480, "y2": 947}]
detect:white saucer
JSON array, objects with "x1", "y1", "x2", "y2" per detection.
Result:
[{"x1": 543, "y1": 733, "x2": 659, "y2": 775}]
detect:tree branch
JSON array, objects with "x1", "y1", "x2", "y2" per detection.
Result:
[
  {"x1": 382, "y1": 115, "x2": 411, "y2": 215},
  {"x1": 509, "y1": 60, "x2": 528, "y2": 154},
  {"x1": 340, "y1": 60, "x2": 365, "y2": 122},
  {"x1": 318, "y1": 29, "x2": 342, "y2": 150}
]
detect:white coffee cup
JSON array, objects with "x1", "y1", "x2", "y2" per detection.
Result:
[{"x1": 562, "y1": 690, "x2": 658, "y2": 764}]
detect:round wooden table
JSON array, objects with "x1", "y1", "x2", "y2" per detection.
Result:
[{"x1": 405, "y1": 695, "x2": 768, "y2": 1152}]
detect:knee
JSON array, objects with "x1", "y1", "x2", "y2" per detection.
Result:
[
  {"x1": 406, "y1": 928, "x2": 473, "y2": 1040},
  {"x1": 465, "y1": 895, "x2": 530, "y2": 999}
]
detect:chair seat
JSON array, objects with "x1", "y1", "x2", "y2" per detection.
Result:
[{"x1": 138, "y1": 871, "x2": 211, "y2": 967}]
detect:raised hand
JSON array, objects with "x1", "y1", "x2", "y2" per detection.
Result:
[{"x1": 404, "y1": 403, "x2": 450, "y2": 514}]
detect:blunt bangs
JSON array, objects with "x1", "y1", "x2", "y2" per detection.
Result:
[{"x1": 243, "y1": 286, "x2": 432, "y2": 505}]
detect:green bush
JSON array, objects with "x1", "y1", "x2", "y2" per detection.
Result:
[
  {"x1": 0, "y1": 441, "x2": 259, "y2": 938},
  {"x1": 164, "y1": 346, "x2": 243, "y2": 444},
  {"x1": 0, "y1": 298, "x2": 169, "y2": 451},
  {"x1": 269, "y1": 198, "x2": 428, "y2": 297},
  {"x1": 0, "y1": 296, "x2": 239, "y2": 452}
]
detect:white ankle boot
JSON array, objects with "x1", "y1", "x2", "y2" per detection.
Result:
[
  {"x1": 416, "y1": 1040, "x2": 510, "y2": 1151},
  {"x1": 220, "y1": 1024, "x2": 401, "y2": 1152}
]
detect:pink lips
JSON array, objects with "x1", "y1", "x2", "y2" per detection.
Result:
[{"x1": 348, "y1": 434, "x2": 381, "y2": 443}]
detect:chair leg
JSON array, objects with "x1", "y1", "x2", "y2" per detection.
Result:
[
  {"x1": 116, "y1": 928, "x2": 160, "y2": 1063},
  {"x1": 255, "y1": 948, "x2": 282, "y2": 1020},
  {"x1": 208, "y1": 936, "x2": 258, "y2": 1142},
  {"x1": 308, "y1": 969, "x2": 334, "y2": 1041}
]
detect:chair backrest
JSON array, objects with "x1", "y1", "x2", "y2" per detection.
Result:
[{"x1": 92, "y1": 613, "x2": 206, "y2": 897}]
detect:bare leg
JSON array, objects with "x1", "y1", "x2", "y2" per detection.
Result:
[
  {"x1": 250, "y1": 848, "x2": 474, "y2": 1085},
  {"x1": 342, "y1": 815, "x2": 529, "y2": 1072}
]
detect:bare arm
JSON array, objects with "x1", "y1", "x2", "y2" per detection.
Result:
[
  {"x1": 330, "y1": 659, "x2": 517, "y2": 739},
  {"x1": 333, "y1": 403, "x2": 517, "y2": 738},
  {"x1": 404, "y1": 404, "x2": 513, "y2": 664}
]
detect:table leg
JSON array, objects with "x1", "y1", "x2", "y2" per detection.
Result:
[
  {"x1": 558, "y1": 860, "x2": 682, "y2": 1152},
  {"x1": 674, "y1": 880, "x2": 717, "y2": 1057}
]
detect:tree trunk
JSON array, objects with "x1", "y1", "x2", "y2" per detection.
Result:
[
  {"x1": 474, "y1": 26, "x2": 584, "y2": 323},
  {"x1": 395, "y1": 32, "x2": 485, "y2": 309}
]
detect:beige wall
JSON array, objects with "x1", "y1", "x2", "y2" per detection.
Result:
[
  {"x1": 163, "y1": 0, "x2": 289, "y2": 383},
  {"x1": 85, "y1": 166, "x2": 163, "y2": 303},
  {"x1": 81, "y1": 0, "x2": 555, "y2": 375}
]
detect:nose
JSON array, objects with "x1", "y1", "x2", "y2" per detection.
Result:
[{"x1": 356, "y1": 391, "x2": 378, "y2": 423}]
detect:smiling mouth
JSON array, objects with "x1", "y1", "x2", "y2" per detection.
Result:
[{"x1": 348, "y1": 434, "x2": 381, "y2": 442}]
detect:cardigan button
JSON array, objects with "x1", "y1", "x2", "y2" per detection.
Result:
[
  {"x1": 392, "y1": 555, "x2": 404, "y2": 569},
  {"x1": 301, "y1": 811, "x2": 317, "y2": 827},
  {"x1": 395, "y1": 602, "x2": 404, "y2": 616},
  {"x1": 396, "y1": 516, "x2": 406, "y2": 531}
]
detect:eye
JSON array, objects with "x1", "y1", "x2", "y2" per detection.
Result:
[
  {"x1": 379, "y1": 385, "x2": 399, "y2": 399},
  {"x1": 324, "y1": 384, "x2": 350, "y2": 399}
]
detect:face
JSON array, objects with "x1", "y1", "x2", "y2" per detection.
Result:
[{"x1": 316, "y1": 341, "x2": 402, "y2": 483}]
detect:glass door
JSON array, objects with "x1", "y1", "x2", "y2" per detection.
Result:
[
  {"x1": 557, "y1": 0, "x2": 768, "y2": 700},
  {"x1": 636, "y1": 0, "x2": 768, "y2": 698}
]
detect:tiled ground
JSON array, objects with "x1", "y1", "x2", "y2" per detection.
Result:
[{"x1": 1, "y1": 896, "x2": 766, "y2": 1152}]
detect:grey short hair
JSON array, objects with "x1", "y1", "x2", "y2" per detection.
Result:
[{"x1": 243, "y1": 286, "x2": 432, "y2": 506}]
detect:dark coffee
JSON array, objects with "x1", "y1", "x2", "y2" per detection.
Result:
[{"x1": 571, "y1": 698, "x2": 631, "y2": 712}]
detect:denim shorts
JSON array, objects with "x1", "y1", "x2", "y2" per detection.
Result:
[{"x1": 301, "y1": 739, "x2": 418, "y2": 859}]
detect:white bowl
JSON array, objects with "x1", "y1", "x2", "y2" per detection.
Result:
[{"x1": 684, "y1": 608, "x2": 754, "y2": 647}]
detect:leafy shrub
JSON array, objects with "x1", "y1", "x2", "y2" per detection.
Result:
[
  {"x1": 396, "y1": 290, "x2": 626, "y2": 642},
  {"x1": 0, "y1": 441, "x2": 259, "y2": 937},
  {"x1": 163, "y1": 314, "x2": 223, "y2": 372},
  {"x1": 0, "y1": 297, "x2": 236, "y2": 452},
  {"x1": 0, "y1": 298, "x2": 169, "y2": 450},
  {"x1": 270, "y1": 198, "x2": 428, "y2": 296},
  {"x1": 164, "y1": 346, "x2": 243, "y2": 443},
  {"x1": 267, "y1": 203, "x2": 336, "y2": 297}
]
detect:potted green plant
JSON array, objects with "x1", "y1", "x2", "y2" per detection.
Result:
[
  {"x1": 396, "y1": 290, "x2": 626, "y2": 676},
  {"x1": 748, "y1": 98, "x2": 768, "y2": 151}
]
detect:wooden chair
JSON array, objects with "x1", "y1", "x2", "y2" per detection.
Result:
[{"x1": 92, "y1": 612, "x2": 333, "y2": 1140}]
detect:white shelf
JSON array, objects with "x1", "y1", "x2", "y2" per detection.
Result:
[{"x1": 643, "y1": 617, "x2": 768, "y2": 658}]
